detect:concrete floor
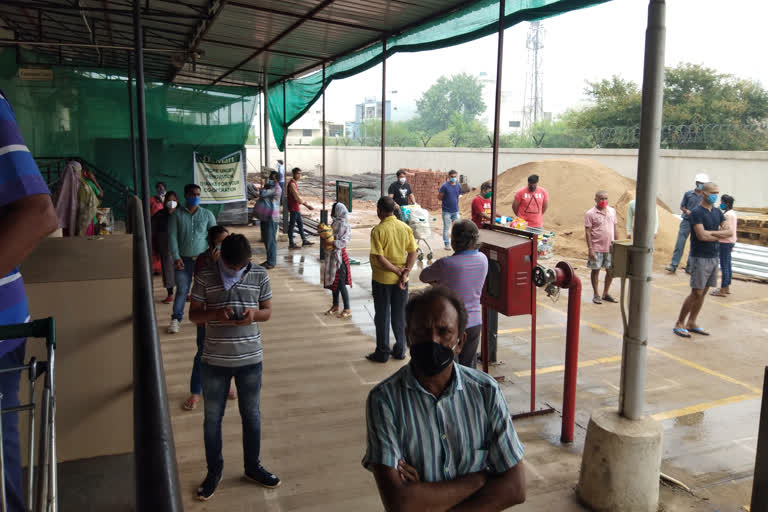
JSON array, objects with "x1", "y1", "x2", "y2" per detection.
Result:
[{"x1": 158, "y1": 224, "x2": 765, "y2": 511}]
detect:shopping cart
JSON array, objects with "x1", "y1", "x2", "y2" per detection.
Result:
[
  {"x1": 405, "y1": 206, "x2": 434, "y2": 262},
  {"x1": 0, "y1": 317, "x2": 57, "y2": 512}
]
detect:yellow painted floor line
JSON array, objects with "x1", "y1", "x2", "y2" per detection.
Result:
[
  {"x1": 728, "y1": 297, "x2": 768, "y2": 306},
  {"x1": 536, "y1": 299, "x2": 763, "y2": 393},
  {"x1": 648, "y1": 347, "x2": 763, "y2": 394},
  {"x1": 498, "y1": 324, "x2": 561, "y2": 335},
  {"x1": 514, "y1": 355, "x2": 621, "y2": 377},
  {"x1": 651, "y1": 393, "x2": 758, "y2": 421}
]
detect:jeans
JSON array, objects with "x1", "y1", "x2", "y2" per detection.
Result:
[
  {"x1": 442, "y1": 211, "x2": 460, "y2": 247},
  {"x1": 669, "y1": 219, "x2": 692, "y2": 270},
  {"x1": 190, "y1": 325, "x2": 205, "y2": 395},
  {"x1": 202, "y1": 362, "x2": 263, "y2": 476},
  {"x1": 172, "y1": 256, "x2": 196, "y2": 321},
  {"x1": 288, "y1": 211, "x2": 307, "y2": 245},
  {"x1": 332, "y1": 264, "x2": 350, "y2": 310},
  {"x1": 0, "y1": 344, "x2": 26, "y2": 512},
  {"x1": 260, "y1": 220, "x2": 278, "y2": 266},
  {"x1": 372, "y1": 281, "x2": 407, "y2": 358},
  {"x1": 719, "y1": 242, "x2": 734, "y2": 288}
]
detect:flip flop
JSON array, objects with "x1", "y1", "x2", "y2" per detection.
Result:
[
  {"x1": 602, "y1": 295, "x2": 618, "y2": 303},
  {"x1": 592, "y1": 295, "x2": 602, "y2": 304},
  {"x1": 673, "y1": 328, "x2": 691, "y2": 338},
  {"x1": 688, "y1": 327, "x2": 710, "y2": 336},
  {"x1": 710, "y1": 290, "x2": 727, "y2": 297}
]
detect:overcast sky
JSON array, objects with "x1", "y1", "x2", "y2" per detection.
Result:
[{"x1": 292, "y1": 0, "x2": 768, "y2": 125}]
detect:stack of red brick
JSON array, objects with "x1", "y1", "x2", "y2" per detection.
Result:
[{"x1": 400, "y1": 168, "x2": 448, "y2": 211}]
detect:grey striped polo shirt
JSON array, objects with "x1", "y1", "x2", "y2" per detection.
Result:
[
  {"x1": 363, "y1": 363, "x2": 524, "y2": 482},
  {"x1": 190, "y1": 262, "x2": 272, "y2": 367}
]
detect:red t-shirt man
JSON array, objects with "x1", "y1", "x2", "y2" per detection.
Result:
[
  {"x1": 471, "y1": 185, "x2": 492, "y2": 229},
  {"x1": 512, "y1": 175, "x2": 549, "y2": 228}
]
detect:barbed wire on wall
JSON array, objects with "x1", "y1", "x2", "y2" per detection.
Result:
[{"x1": 531, "y1": 123, "x2": 768, "y2": 150}]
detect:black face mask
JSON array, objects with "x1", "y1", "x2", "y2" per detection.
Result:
[
  {"x1": 410, "y1": 341, "x2": 457, "y2": 376},
  {"x1": 528, "y1": 184, "x2": 537, "y2": 192}
]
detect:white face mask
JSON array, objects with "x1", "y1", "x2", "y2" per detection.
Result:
[
  {"x1": 399, "y1": 177, "x2": 406, "y2": 184},
  {"x1": 167, "y1": 200, "x2": 178, "y2": 209}
]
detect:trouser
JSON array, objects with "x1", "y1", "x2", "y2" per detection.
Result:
[
  {"x1": 457, "y1": 325, "x2": 482, "y2": 369},
  {"x1": 202, "y1": 362, "x2": 263, "y2": 476},
  {"x1": 172, "y1": 257, "x2": 196, "y2": 321},
  {"x1": 442, "y1": 211, "x2": 460, "y2": 246},
  {"x1": 372, "y1": 281, "x2": 408, "y2": 358},
  {"x1": 0, "y1": 344, "x2": 26, "y2": 512},
  {"x1": 260, "y1": 220, "x2": 278, "y2": 266},
  {"x1": 669, "y1": 219, "x2": 692, "y2": 270},
  {"x1": 719, "y1": 242, "x2": 734, "y2": 288},
  {"x1": 190, "y1": 325, "x2": 205, "y2": 395},
  {"x1": 288, "y1": 211, "x2": 307, "y2": 245},
  {"x1": 332, "y1": 264, "x2": 350, "y2": 310}
]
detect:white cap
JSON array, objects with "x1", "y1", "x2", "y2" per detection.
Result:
[{"x1": 695, "y1": 172, "x2": 709, "y2": 183}]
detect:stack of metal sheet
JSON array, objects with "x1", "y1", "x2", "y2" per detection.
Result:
[{"x1": 732, "y1": 242, "x2": 768, "y2": 280}]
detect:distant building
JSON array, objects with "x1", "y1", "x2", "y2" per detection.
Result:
[
  {"x1": 347, "y1": 97, "x2": 392, "y2": 139},
  {"x1": 285, "y1": 107, "x2": 344, "y2": 145}
]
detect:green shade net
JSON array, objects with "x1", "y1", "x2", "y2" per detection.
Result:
[
  {"x1": 268, "y1": 0, "x2": 612, "y2": 151},
  {"x1": 0, "y1": 49, "x2": 259, "y2": 218}
]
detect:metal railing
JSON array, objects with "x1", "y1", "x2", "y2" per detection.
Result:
[{"x1": 126, "y1": 196, "x2": 183, "y2": 511}]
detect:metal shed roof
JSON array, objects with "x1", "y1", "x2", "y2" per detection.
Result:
[{"x1": 0, "y1": 0, "x2": 476, "y2": 88}]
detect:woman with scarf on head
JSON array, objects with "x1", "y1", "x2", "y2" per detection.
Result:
[
  {"x1": 53, "y1": 159, "x2": 101, "y2": 236},
  {"x1": 323, "y1": 202, "x2": 353, "y2": 319}
]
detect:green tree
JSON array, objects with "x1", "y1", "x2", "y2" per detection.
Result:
[
  {"x1": 447, "y1": 113, "x2": 489, "y2": 147},
  {"x1": 563, "y1": 63, "x2": 768, "y2": 150},
  {"x1": 414, "y1": 73, "x2": 486, "y2": 145}
]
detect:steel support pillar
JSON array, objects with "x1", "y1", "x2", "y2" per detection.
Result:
[
  {"x1": 282, "y1": 81, "x2": 289, "y2": 233},
  {"x1": 127, "y1": 59, "x2": 138, "y2": 194},
  {"x1": 133, "y1": 0, "x2": 152, "y2": 259},
  {"x1": 380, "y1": 37, "x2": 387, "y2": 197},
  {"x1": 619, "y1": 0, "x2": 666, "y2": 420},
  {"x1": 320, "y1": 64, "x2": 327, "y2": 261},
  {"x1": 489, "y1": 0, "x2": 504, "y2": 223},
  {"x1": 263, "y1": 77, "x2": 270, "y2": 172}
]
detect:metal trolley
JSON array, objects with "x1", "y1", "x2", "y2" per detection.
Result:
[{"x1": 0, "y1": 318, "x2": 57, "y2": 512}]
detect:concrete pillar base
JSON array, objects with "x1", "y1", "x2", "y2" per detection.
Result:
[{"x1": 578, "y1": 408, "x2": 663, "y2": 512}]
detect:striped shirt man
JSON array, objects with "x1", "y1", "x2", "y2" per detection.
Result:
[
  {"x1": 419, "y1": 250, "x2": 489, "y2": 328},
  {"x1": 363, "y1": 363, "x2": 524, "y2": 482},
  {"x1": 0, "y1": 90, "x2": 51, "y2": 355},
  {"x1": 191, "y1": 262, "x2": 272, "y2": 367}
]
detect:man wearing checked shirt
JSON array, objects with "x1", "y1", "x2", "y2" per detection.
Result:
[{"x1": 363, "y1": 286, "x2": 526, "y2": 511}]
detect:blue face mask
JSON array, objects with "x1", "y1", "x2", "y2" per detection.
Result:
[
  {"x1": 696, "y1": 183, "x2": 703, "y2": 191},
  {"x1": 267, "y1": 179, "x2": 274, "y2": 186},
  {"x1": 707, "y1": 194, "x2": 718, "y2": 205},
  {"x1": 449, "y1": 177, "x2": 457, "y2": 184},
  {"x1": 187, "y1": 196, "x2": 201, "y2": 208},
  {"x1": 719, "y1": 203, "x2": 727, "y2": 211}
]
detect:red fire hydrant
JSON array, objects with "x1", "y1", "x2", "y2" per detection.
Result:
[{"x1": 534, "y1": 261, "x2": 582, "y2": 443}]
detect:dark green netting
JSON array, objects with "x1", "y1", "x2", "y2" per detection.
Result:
[
  {"x1": 0, "y1": 49, "x2": 259, "y2": 218},
  {"x1": 268, "y1": 0, "x2": 611, "y2": 151}
]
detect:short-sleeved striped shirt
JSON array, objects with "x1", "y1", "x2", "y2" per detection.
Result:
[
  {"x1": 0, "y1": 90, "x2": 51, "y2": 357},
  {"x1": 190, "y1": 262, "x2": 272, "y2": 367},
  {"x1": 363, "y1": 363, "x2": 524, "y2": 482},
  {"x1": 419, "y1": 250, "x2": 489, "y2": 328}
]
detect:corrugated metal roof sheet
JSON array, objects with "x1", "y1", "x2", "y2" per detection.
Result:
[{"x1": 0, "y1": 0, "x2": 475, "y2": 87}]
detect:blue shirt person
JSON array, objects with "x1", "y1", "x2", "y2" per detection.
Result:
[
  {"x1": 0, "y1": 90, "x2": 59, "y2": 511},
  {"x1": 438, "y1": 170, "x2": 462, "y2": 249},
  {"x1": 666, "y1": 172, "x2": 709, "y2": 273},
  {"x1": 363, "y1": 286, "x2": 526, "y2": 511}
]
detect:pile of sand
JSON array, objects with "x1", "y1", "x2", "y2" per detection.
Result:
[{"x1": 459, "y1": 159, "x2": 688, "y2": 267}]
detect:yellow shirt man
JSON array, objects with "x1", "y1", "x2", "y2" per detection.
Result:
[{"x1": 370, "y1": 216, "x2": 418, "y2": 285}]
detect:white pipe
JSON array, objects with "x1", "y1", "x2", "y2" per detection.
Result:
[{"x1": 619, "y1": 0, "x2": 666, "y2": 420}]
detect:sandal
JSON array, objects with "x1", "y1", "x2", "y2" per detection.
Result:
[
  {"x1": 710, "y1": 289, "x2": 727, "y2": 297},
  {"x1": 324, "y1": 307, "x2": 340, "y2": 316},
  {"x1": 592, "y1": 295, "x2": 602, "y2": 305},
  {"x1": 228, "y1": 388, "x2": 236, "y2": 400},
  {"x1": 673, "y1": 328, "x2": 691, "y2": 338},
  {"x1": 183, "y1": 395, "x2": 201, "y2": 410},
  {"x1": 602, "y1": 294, "x2": 618, "y2": 303},
  {"x1": 337, "y1": 310, "x2": 352, "y2": 319}
]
